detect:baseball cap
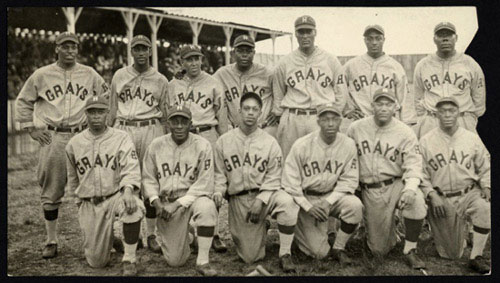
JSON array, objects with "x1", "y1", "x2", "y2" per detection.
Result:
[
  {"x1": 233, "y1": 34, "x2": 255, "y2": 48},
  {"x1": 180, "y1": 45, "x2": 203, "y2": 59},
  {"x1": 435, "y1": 96, "x2": 459, "y2": 108},
  {"x1": 131, "y1": 35, "x2": 152, "y2": 48},
  {"x1": 295, "y1": 15, "x2": 316, "y2": 30},
  {"x1": 317, "y1": 103, "x2": 342, "y2": 117},
  {"x1": 373, "y1": 88, "x2": 396, "y2": 103},
  {"x1": 240, "y1": 92, "x2": 262, "y2": 108},
  {"x1": 167, "y1": 104, "x2": 192, "y2": 120},
  {"x1": 84, "y1": 95, "x2": 109, "y2": 110},
  {"x1": 363, "y1": 24, "x2": 385, "y2": 36},
  {"x1": 434, "y1": 22, "x2": 456, "y2": 34},
  {"x1": 56, "y1": 31, "x2": 79, "y2": 45}
]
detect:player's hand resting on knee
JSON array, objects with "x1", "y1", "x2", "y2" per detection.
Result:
[
  {"x1": 398, "y1": 190, "x2": 416, "y2": 210},
  {"x1": 122, "y1": 186, "x2": 137, "y2": 214},
  {"x1": 246, "y1": 199, "x2": 264, "y2": 224},
  {"x1": 212, "y1": 192, "x2": 224, "y2": 208},
  {"x1": 428, "y1": 191, "x2": 446, "y2": 218},
  {"x1": 307, "y1": 203, "x2": 329, "y2": 223}
]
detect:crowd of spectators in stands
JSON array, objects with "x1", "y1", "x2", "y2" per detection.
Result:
[{"x1": 7, "y1": 27, "x2": 227, "y2": 100}]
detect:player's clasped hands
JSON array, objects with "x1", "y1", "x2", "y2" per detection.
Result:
[
  {"x1": 308, "y1": 200, "x2": 330, "y2": 224},
  {"x1": 155, "y1": 201, "x2": 183, "y2": 221},
  {"x1": 29, "y1": 128, "x2": 52, "y2": 146},
  {"x1": 246, "y1": 198, "x2": 264, "y2": 224}
]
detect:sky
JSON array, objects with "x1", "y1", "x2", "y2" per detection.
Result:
[{"x1": 159, "y1": 7, "x2": 478, "y2": 56}]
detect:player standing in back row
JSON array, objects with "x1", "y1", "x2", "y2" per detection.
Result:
[
  {"x1": 108, "y1": 35, "x2": 169, "y2": 253},
  {"x1": 15, "y1": 32, "x2": 109, "y2": 259},
  {"x1": 413, "y1": 22, "x2": 486, "y2": 138},
  {"x1": 272, "y1": 15, "x2": 347, "y2": 159}
]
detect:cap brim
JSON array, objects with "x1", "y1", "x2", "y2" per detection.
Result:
[
  {"x1": 318, "y1": 109, "x2": 341, "y2": 117},
  {"x1": 182, "y1": 51, "x2": 204, "y2": 59},
  {"x1": 435, "y1": 100, "x2": 459, "y2": 108},
  {"x1": 435, "y1": 27, "x2": 456, "y2": 34},
  {"x1": 363, "y1": 28, "x2": 384, "y2": 36},
  {"x1": 295, "y1": 24, "x2": 316, "y2": 30},
  {"x1": 168, "y1": 113, "x2": 191, "y2": 120},
  {"x1": 131, "y1": 41, "x2": 151, "y2": 48},
  {"x1": 85, "y1": 104, "x2": 108, "y2": 110},
  {"x1": 57, "y1": 38, "x2": 79, "y2": 45},
  {"x1": 234, "y1": 42, "x2": 255, "y2": 48},
  {"x1": 374, "y1": 94, "x2": 396, "y2": 102}
]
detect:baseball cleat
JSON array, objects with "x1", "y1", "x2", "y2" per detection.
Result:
[
  {"x1": 42, "y1": 243, "x2": 58, "y2": 259},
  {"x1": 122, "y1": 261, "x2": 138, "y2": 276},
  {"x1": 147, "y1": 235, "x2": 161, "y2": 253},
  {"x1": 404, "y1": 249, "x2": 425, "y2": 269},
  {"x1": 211, "y1": 235, "x2": 227, "y2": 253},
  {"x1": 113, "y1": 238, "x2": 124, "y2": 253},
  {"x1": 279, "y1": 254, "x2": 296, "y2": 272},
  {"x1": 331, "y1": 248, "x2": 353, "y2": 266},
  {"x1": 196, "y1": 263, "x2": 218, "y2": 276},
  {"x1": 468, "y1": 256, "x2": 490, "y2": 274}
]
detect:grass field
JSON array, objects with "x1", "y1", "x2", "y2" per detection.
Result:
[{"x1": 7, "y1": 153, "x2": 490, "y2": 276}]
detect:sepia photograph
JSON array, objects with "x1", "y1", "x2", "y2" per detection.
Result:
[{"x1": 6, "y1": 5, "x2": 494, "y2": 277}]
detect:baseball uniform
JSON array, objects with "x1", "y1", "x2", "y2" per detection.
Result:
[
  {"x1": 142, "y1": 133, "x2": 217, "y2": 267},
  {"x1": 347, "y1": 117, "x2": 427, "y2": 255},
  {"x1": 420, "y1": 127, "x2": 490, "y2": 259},
  {"x1": 214, "y1": 127, "x2": 299, "y2": 263},
  {"x1": 272, "y1": 47, "x2": 347, "y2": 158},
  {"x1": 282, "y1": 130, "x2": 363, "y2": 259},
  {"x1": 15, "y1": 62, "x2": 109, "y2": 211},
  {"x1": 166, "y1": 71, "x2": 227, "y2": 148},
  {"x1": 65, "y1": 127, "x2": 145, "y2": 267},
  {"x1": 213, "y1": 62, "x2": 277, "y2": 137},
  {"x1": 413, "y1": 53, "x2": 486, "y2": 138}
]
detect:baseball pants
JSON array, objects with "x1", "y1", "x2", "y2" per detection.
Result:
[
  {"x1": 156, "y1": 196, "x2": 217, "y2": 267},
  {"x1": 38, "y1": 131, "x2": 77, "y2": 211},
  {"x1": 277, "y1": 109, "x2": 319, "y2": 159},
  {"x1": 427, "y1": 186, "x2": 490, "y2": 259},
  {"x1": 78, "y1": 191, "x2": 145, "y2": 268},
  {"x1": 414, "y1": 112, "x2": 477, "y2": 139},
  {"x1": 114, "y1": 119, "x2": 164, "y2": 165},
  {"x1": 229, "y1": 190, "x2": 299, "y2": 263},
  {"x1": 294, "y1": 192, "x2": 364, "y2": 259},
  {"x1": 362, "y1": 178, "x2": 427, "y2": 256}
]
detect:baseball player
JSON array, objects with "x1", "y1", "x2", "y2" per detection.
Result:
[
  {"x1": 213, "y1": 92, "x2": 299, "y2": 272},
  {"x1": 14, "y1": 31, "x2": 109, "y2": 259},
  {"x1": 346, "y1": 88, "x2": 427, "y2": 269},
  {"x1": 142, "y1": 104, "x2": 218, "y2": 276},
  {"x1": 420, "y1": 97, "x2": 490, "y2": 274},
  {"x1": 282, "y1": 103, "x2": 363, "y2": 264},
  {"x1": 413, "y1": 22, "x2": 486, "y2": 138},
  {"x1": 65, "y1": 95, "x2": 145, "y2": 276},
  {"x1": 343, "y1": 24, "x2": 417, "y2": 130},
  {"x1": 108, "y1": 35, "x2": 169, "y2": 253},
  {"x1": 213, "y1": 34, "x2": 279, "y2": 137},
  {"x1": 272, "y1": 15, "x2": 347, "y2": 159}
]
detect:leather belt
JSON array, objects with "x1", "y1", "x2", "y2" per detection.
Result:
[
  {"x1": 119, "y1": 119, "x2": 158, "y2": 127},
  {"x1": 81, "y1": 190, "x2": 119, "y2": 205},
  {"x1": 231, "y1": 188, "x2": 260, "y2": 197},
  {"x1": 190, "y1": 125, "x2": 212, "y2": 134},
  {"x1": 304, "y1": 190, "x2": 333, "y2": 196},
  {"x1": 47, "y1": 124, "x2": 87, "y2": 133},
  {"x1": 359, "y1": 178, "x2": 397, "y2": 190},
  {"x1": 435, "y1": 184, "x2": 474, "y2": 198},
  {"x1": 289, "y1": 108, "x2": 317, "y2": 115}
]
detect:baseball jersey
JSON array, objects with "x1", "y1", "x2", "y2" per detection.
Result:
[
  {"x1": 166, "y1": 71, "x2": 226, "y2": 130},
  {"x1": 282, "y1": 131, "x2": 359, "y2": 211},
  {"x1": 213, "y1": 63, "x2": 273, "y2": 127},
  {"x1": 142, "y1": 133, "x2": 214, "y2": 208},
  {"x1": 419, "y1": 127, "x2": 490, "y2": 198},
  {"x1": 344, "y1": 54, "x2": 417, "y2": 124},
  {"x1": 413, "y1": 53, "x2": 486, "y2": 116},
  {"x1": 65, "y1": 128, "x2": 141, "y2": 198},
  {"x1": 15, "y1": 62, "x2": 109, "y2": 129},
  {"x1": 346, "y1": 116, "x2": 423, "y2": 184},
  {"x1": 272, "y1": 47, "x2": 347, "y2": 115},
  {"x1": 109, "y1": 65, "x2": 169, "y2": 123},
  {"x1": 214, "y1": 128, "x2": 282, "y2": 204}
]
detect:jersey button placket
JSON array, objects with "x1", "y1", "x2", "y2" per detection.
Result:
[{"x1": 243, "y1": 139, "x2": 251, "y2": 189}]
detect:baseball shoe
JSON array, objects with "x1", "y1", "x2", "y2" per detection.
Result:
[
  {"x1": 196, "y1": 263, "x2": 218, "y2": 276},
  {"x1": 113, "y1": 238, "x2": 124, "y2": 253},
  {"x1": 147, "y1": 235, "x2": 161, "y2": 253},
  {"x1": 404, "y1": 249, "x2": 425, "y2": 269},
  {"x1": 122, "y1": 261, "x2": 137, "y2": 276},
  {"x1": 279, "y1": 254, "x2": 296, "y2": 273},
  {"x1": 211, "y1": 235, "x2": 227, "y2": 253},
  {"x1": 468, "y1": 256, "x2": 490, "y2": 274},
  {"x1": 42, "y1": 243, "x2": 57, "y2": 259},
  {"x1": 331, "y1": 248, "x2": 352, "y2": 266}
]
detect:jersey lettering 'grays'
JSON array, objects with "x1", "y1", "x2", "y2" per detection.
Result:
[
  {"x1": 45, "y1": 82, "x2": 96, "y2": 101},
  {"x1": 75, "y1": 153, "x2": 120, "y2": 174},
  {"x1": 422, "y1": 71, "x2": 470, "y2": 91},
  {"x1": 118, "y1": 86, "x2": 155, "y2": 107},
  {"x1": 175, "y1": 90, "x2": 213, "y2": 109},
  {"x1": 223, "y1": 153, "x2": 269, "y2": 173},
  {"x1": 302, "y1": 160, "x2": 343, "y2": 177},
  {"x1": 427, "y1": 150, "x2": 472, "y2": 171},
  {"x1": 224, "y1": 84, "x2": 265, "y2": 102},
  {"x1": 351, "y1": 73, "x2": 395, "y2": 91},
  {"x1": 286, "y1": 67, "x2": 342, "y2": 88},
  {"x1": 355, "y1": 140, "x2": 407, "y2": 163}
]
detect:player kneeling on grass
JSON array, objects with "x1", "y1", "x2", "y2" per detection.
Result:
[
  {"x1": 346, "y1": 88, "x2": 427, "y2": 269},
  {"x1": 142, "y1": 104, "x2": 219, "y2": 276},
  {"x1": 65, "y1": 95, "x2": 145, "y2": 276},
  {"x1": 282, "y1": 103, "x2": 363, "y2": 265},
  {"x1": 419, "y1": 97, "x2": 490, "y2": 274},
  {"x1": 213, "y1": 92, "x2": 300, "y2": 272}
]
